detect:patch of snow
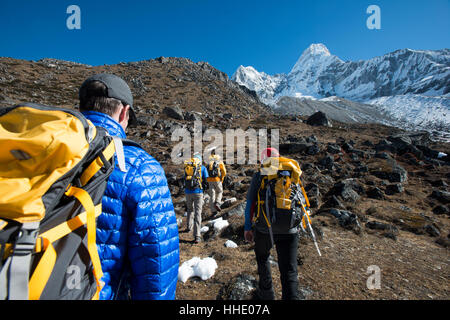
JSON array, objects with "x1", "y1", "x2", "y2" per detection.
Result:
[
  {"x1": 178, "y1": 257, "x2": 201, "y2": 283},
  {"x1": 208, "y1": 217, "x2": 224, "y2": 225},
  {"x1": 200, "y1": 226, "x2": 209, "y2": 233},
  {"x1": 213, "y1": 219, "x2": 229, "y2": 232},
  {"x1": 178, "y1": 257, "x2": 218, "y2": 283},
  {"x1": 224, "y1": 240, "x2": 238, "y2": 248},
  {"x1": 206, "y1": 217, "x2": 230, "y2": 232}
]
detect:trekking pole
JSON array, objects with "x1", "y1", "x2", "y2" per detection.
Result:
[
  {"x1": 298, "y1": 200, "x2": 322, "y2": 257},
  {"x1": 292, "y1": 185, "x2": 321, "y2": 256}
]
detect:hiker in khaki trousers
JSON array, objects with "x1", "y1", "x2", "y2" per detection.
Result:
[
  {"x1": 206, "y1": 151, "x2": 227, "y2": 216},
  {"x1": 186, "y1": 193, "x2": 204, "y2": 242},
  {"x1": 184, "y1": 154, "x2": 209, "y2": 243}
]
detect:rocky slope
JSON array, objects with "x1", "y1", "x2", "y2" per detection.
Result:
[
  {"x1": 1, "y1": 57, "x2": 449, "y2": 300},
  {"x1": 0, "y1": 56, "x2": 268, "y2": 120}
]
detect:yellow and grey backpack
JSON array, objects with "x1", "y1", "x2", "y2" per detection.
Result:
[
  {"x1": 184, "y1": 157, "x2": 202, "y2": 190},
  {"x1": 0, "y1": 103, "x2": 125, "y2": 300},
  {"x1": 207, "y1": 156, "x2": 220, "y2": 178},
  {"x1": 255, "y1": 156, "x2": 312, "y2": 245}
]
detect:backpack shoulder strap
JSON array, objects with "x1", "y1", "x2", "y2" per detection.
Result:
[
  {"x1": 1, "y1": 221, "x2": 40, "y2": 300},
  {"x1": 112, "y1": 137, "x2": 126, "y2": 172},
  {"x1": 121, "y1": 138, "x2": 143, "y2": 149},
  {"x1": 112, "y1": 138, "x2": 143, "y2": 173}
]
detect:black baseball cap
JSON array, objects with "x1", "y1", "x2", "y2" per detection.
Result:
[{"x1": 79, "y1": 73, "x2": 138, "y2": 126}]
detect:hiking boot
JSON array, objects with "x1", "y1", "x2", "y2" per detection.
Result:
[
  {"x1": 182, "y1": 227, "x2": 191, "y2": 233},
  {"x1": 194, "y1": 236, "x2": 202, "y2": 244},
  {"x1": 214, "y1": 203, "x2": 222, "y2": 212},
  {"x1": 253, "y1": 288, "x2": 275, "y2": 300}
]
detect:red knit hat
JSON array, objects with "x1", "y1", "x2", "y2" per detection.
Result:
[{"x1": 260, "y1": 148, "x2": 280, "y2": 162}]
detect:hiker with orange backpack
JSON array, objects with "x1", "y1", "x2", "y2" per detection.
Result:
[
  {"x1": 183, "y1": 153, "x2": 209, "y2": 243},
  {"x1": 206, "y1": 149, "x2": 227, "y2": 217},
  {"x1": 244, "y1": 148, "x2": 304, "y2": 300}
]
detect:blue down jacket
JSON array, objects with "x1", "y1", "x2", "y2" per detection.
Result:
[{"x1": 83, "y1": 111, "x2": 180, "y2": 300}]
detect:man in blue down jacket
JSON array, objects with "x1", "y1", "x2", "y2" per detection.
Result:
[{"x1": 78, "y1": 74, "x2": 180, "y2": 300}]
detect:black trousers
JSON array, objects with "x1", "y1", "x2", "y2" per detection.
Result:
[{"x1": 254, "y1": 230, "x2": 300, "y2": 300}]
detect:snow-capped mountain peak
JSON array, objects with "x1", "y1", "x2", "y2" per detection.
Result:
[
  {"x1": 300, "y1": 43, "x2": 331, "y2": 58},
  {"x1": 232, "y1": 44, "x2": 450, "y2": 134},
  {"x1": 233, "y1": 65, "x2": 266, "y2": 84},
  {"x1": 232, "y1": 65, "x2": 285, "y2": 106},
  {"x1": 290, "y1": 43, "x2": 339, "y2": 74}
]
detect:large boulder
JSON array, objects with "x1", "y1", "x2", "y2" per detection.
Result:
[
  {"x1": 430, "y1": 190, "x2": 450, "y2": 204},
  {"x1": 329, "y1": 179, "x2": 363, "y2": 203},
  {"x1": 366, "y1": 221, "x2": 398, "y2": 232},
  {"x1": 154, "y1": 119, "x2": 177, "y2": 131},
  {"x1": 432, "y1": 205, "x2": 449, "y2": 215},
  {"x1": 365, "y1": 220, "x2": 399, "y2": 240},
  {"x1": 436, "y1": 237, "x2": 450, "y2": 248},
  {"x1": 226, "y1": 202, "x2": 246, "y2": 217},
  {"x1": 305, "y1": 183, "x2": 320, "y2": 198},
  {"x1": 306, "y1": 111, "x2": 332, "y2": 127},
  {"x1": 221, "y1": 197, "x2": 238, "y2": 209},
  {"x1": 424, "y1": 224, "x2": 441, "y2": 237},
  {"x1": 416, "y1": 145, "x2": 443, "y2": 159},
  {"x1": 405, "y1": 131, "x2": 432, "y2": 146},
  {"x1": 223, "y1": 174, "x2": 238, "y2": 189},
  {"x1": 385, "y1": 183, "x2": 404, "y2": 195},
  {"x1": 279, "y1": 142, "x2": 310, "y2": 154},
  {"x1": 328, "y1": 209, "x2": 362, "y2": 233},
  {"x1": 374, "y1": 139, "x2": 396, "y2": 153},
  {"x1": 137, "y1": 115, "x2": 157, "y2": 127},
  {"x1": 307, "y1": 144, "x2": 321, "y2": 155},
  {"x1": 327, "y1": 143, "x2": 342, "y2": 154},
  {"x1": 321, "y1": 195, "x2": 346, "y2": 210},
  {"x1": 163, "y1": 105, "x2": 184, "y2": 120},
  {"x1": 184, "y1": 111, "x2": 201, "y2": 121},
  {"x1": 389, "y1": 165, "x2": 408, "y2": 183},
  {"x1": 387, "y1": 134, "x2": 423, "y2": 158},
  {"x1": 219, "y1": 220, "x2": 245, "y2": 244},
  {"x1": 367, "y1": 187, "x2": 385, "y2": 200},
  {"x1": 371, "y1": 163, "x2": 408, "y2": 183},
  {"x1": 318, "y1": 155, "x2": 334, "y2": 170}
]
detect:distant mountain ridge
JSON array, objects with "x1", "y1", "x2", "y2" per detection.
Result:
[
  {"x1": 232, "y1": 43, "x2": 450, "y2": 133},
  {"x1": 233, "y1": 44, "x2": 450, "y2": 102}
]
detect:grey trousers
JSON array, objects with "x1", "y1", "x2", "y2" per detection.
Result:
[
  {"x1": 208, "y1": 181, "x2": 223, "y2": 214},
  {"x1": 186, "y1": 193, "x2": 204, "y2": 239}
]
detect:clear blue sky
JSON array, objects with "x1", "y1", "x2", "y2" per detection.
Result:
[{"x1": 0, "y1": 0, "x2": 449, "y2": 76}]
